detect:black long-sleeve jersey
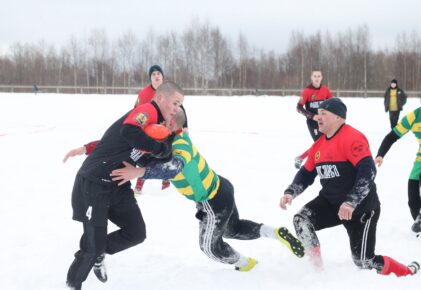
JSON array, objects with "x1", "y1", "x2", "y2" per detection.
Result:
[{"x1": 78, "y1": 101, "x2": 168, "y2": 186}]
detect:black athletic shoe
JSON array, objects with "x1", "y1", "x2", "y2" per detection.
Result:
[
  {"x1": 408, "y1": 261, "x2": 420, "y2": 275},
  {"x1": 93, "y1": 253, "x2": 108, "y2": 283},
  {"x1": 66, "y1": 282, "x2": 81, "y2": 290},
  {"x1": 411, "y1": 214, "x2": 421, "y2": 234},
  {"x1": 275, "y1": 227, "x2": 305, "y2": 258}
]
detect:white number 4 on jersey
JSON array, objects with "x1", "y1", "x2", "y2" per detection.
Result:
[{"x1": 86, "y1": 206, "x2": 92, "y2": 220}]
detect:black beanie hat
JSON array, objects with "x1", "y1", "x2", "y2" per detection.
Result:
[
  {"x1": 148, "y1": 65, "x2": 164, "y2": 79},
  {"x1": 319, "y1": 98, "x2": 347, "y2": 119},
  {"x1": 391, "y1": 79, "x2": 398, "y2": 85}
]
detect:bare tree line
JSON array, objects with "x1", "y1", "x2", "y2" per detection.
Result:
[{"x1": 0, "y1": 21, "x2": 420, "y2": 94}]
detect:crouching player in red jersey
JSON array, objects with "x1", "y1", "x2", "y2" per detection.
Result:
[
  {"x1": 110, "y1": 110, "x2": 305, "y2": 272},
  {"x1": 280, "y1": 98, "x2": 419, "y2": 276}
]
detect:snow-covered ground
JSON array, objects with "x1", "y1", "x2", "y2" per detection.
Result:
[{"x1": 0, "y1": 93, "x2": 420, "y2": 290}]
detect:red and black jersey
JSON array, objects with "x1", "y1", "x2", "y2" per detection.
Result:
[
  {"x1": 287, "y1": 124, "x2": 380, "y2": 215},
  {"x1": 136, "y1": 85, "x2": 155, "y2": 106},
  {"x1": 78, "y1": 101, "x2": 165, "y2": 185},
  {"x1": 297, "y1": 84, "x2": 333, "y2": 119}
]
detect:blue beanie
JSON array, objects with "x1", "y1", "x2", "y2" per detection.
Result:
[
  {"x1": 148, "y1": 65, "x2": 164, "y2": 79},
  {"x1": 319, "y1": 98, "x2": 347, "y2": 119}
]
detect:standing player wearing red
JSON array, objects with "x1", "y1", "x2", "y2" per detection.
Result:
[
  {"x1": 133, "y1": 64, "x2": 188, "y2": 194},
  {"x1": 133, "y1": 65, "x2": 170, "y2": 193},
  {"x1": 281, "y1": 98, "x2": 419, "y2": 276},
  {"x1": 295, "y1": 70, "x2": 333, "y2": 168}
]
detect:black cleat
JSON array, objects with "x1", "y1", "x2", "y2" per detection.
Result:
[
  {"x1": 411, "y1": 214, "x2": 421, "y2": 234},
  {"x1": 93, "y1": 253, "x2": 108, "y2": 283},
  {"x1": 408, "y1": 261, "x2": 420, "y2": 275},
  {"x1": 66, "y1": 282, "x2": 81, "y2": 290}
]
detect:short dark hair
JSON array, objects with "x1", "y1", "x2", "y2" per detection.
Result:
[
  {"x1": 155, "y1": 81, "x2": 184, "y2": 99},
  {"x1": 173, "y1": 110, "x2": 186, "y2": 129}
]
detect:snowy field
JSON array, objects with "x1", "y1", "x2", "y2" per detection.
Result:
[{"x1": 0, "y1": 92, "x2": 420, "y2": 290}]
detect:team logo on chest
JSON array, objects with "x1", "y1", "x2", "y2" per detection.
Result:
[
  {"x1": 134, "y1": 112, "x2": 148, "y2": 127},
  {"x1": 315, "y1": 151, "x2": 320, "y2": 161}
]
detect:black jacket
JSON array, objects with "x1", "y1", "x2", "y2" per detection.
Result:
[{"x1": 384, "y1": 87, "x2": 407, "y2": 112}]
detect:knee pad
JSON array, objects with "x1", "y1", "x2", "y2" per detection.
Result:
[
  {"x1": 293, "y1": 210, "x2": 318, "y2": 248},
  {"x1": 293, "y1": 207, "x2": 313, "y2": 232}
]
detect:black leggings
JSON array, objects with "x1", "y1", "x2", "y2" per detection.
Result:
[
  {"x1": 195, "y1": 176, "x2": 262, "y2": 265},
  {"x1": 408, "y1": 179, "x2": 421, "y2": 219}
]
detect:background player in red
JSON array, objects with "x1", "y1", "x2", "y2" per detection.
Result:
[
  {"x1": 280, "y1": 98, "x2": 419, "y2": 277},
  {"x1": 133, "y1": 64, "x2": 171, "y2": 193},
  {"x1": 295, "y1": 69, "x2": 333, "y2": 168}
]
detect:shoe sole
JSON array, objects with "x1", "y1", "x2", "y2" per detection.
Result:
[
  {"x1": 93, "y1": 266, "x2": 108, "y2": 283},
  {"x1": 276, "y1": 227, "x2": 305, "y2": 258},
  {"x1": 235, "y1": 258, "x2": 258, "y2": 272}
]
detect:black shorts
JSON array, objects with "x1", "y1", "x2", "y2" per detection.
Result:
[{"x1": 71, "y1": 174, "x2": 138, "y2": 227}]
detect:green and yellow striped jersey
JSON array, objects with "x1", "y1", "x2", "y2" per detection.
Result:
[
  {"x1": 169, "y1": 132, "x2": 220, "y2": 202},
  {"x1": 393, "y1": 107, "x2": 421, "y2": 161}
]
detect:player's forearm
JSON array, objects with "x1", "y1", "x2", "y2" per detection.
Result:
[
  {"x1": 345, "y1": 157, "x2": 376, "y2": 208},
  {"x1": 84, "y1": 140, "x2": 99, "y2": 155},
  {"x1": 285, "y1": 167, "x2": 317, "y2": 198},
  {"x1": 296, "y1": 104, "x2": 314, "y2": 119},
  {"x1": 143, "y1": 158, "x2": 184, "y2": 180},
  {"x1": 376, "y1": 130, "x2": 399, "y2": 158}
]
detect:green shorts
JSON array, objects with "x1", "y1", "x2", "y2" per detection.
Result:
[{"x1": 409, "y1": 160, "x2": 421, "y2": 180}]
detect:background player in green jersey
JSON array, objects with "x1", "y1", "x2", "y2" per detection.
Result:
[{"x1": 375, "y1": 107, "x2": 421, "y2": 234}]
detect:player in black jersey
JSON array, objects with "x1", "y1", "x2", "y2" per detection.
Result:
[{"x1": 65, "y1": 82, "x2": 184, "y2": 290}]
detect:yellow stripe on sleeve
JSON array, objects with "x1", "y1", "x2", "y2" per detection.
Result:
[
  {"x1": 177, "y1": 186, "x2": 194, "y2": 195},
  {"x1": 173, "y1": 149, "x2": 191, "y2": 163},
  {"x1": 171, "y1": 172, "x2": 185, "y2": 181},
  {"x1": 197, "y1": 156, "x2": 206, "y2": 172},
  {"x1": 407, "y1": 111, "x2": 416, "y2": 126},
  {"x1": 173, "y1": 139, "x2": 189, "y2": 146},
  {"x1": 202, "y1": 169, "x2": 216, "y2": 189},
  {"x1": 208, "y1": 178, "x2": 220, "y2": 199},
  {"x1": 412, "y1": 122, "x2": 421, "y2": 132},
  {"x1": 395, "y1": 123, "x2": 409, "y2": 135}
]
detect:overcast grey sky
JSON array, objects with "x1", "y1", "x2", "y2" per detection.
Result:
[{"x1": 1, "y1": 0, "x2": 420, "y2": 53}]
